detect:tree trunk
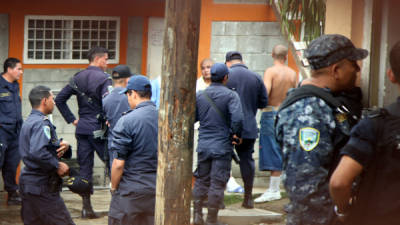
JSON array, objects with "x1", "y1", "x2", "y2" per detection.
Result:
[{"x1": 155, "y1": 0, "x2": 201, "y2": 224}]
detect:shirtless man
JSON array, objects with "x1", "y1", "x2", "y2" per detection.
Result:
[
  {"x1": 255, "y1": 44, "x2": 297, "y2": 203},
  {"x1": 196, "y1": 58, "x2": 213, "y2": 91}
]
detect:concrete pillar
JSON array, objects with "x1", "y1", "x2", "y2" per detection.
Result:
[
  {"x1": 0, "y1": 14, "x2": 9, "y2": 65},
  {"x1": 325, "y1": 0, "x2": 353, "y2": 37}
]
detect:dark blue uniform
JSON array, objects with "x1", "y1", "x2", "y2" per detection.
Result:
[
  {"x1": 108, "y1": 101, "x2": 158, "y2": 225},
  {"x1": 339, "y1": 101, "x2": 400, "y2": 225},
  {"x1": 19, "y1": 109, "x2": 74, "y2": 225},
  {"x1": 55, "y1": 66, "x2": 112, "y2": 186},
  {"x1": 226, "y1": 63, "x2": 267, "y2": 190},
  {"x1": 0, "y1": 74, "x2": 23, "y2": 193},
  {"x1": 102, "y1": 86, "x2": 130, "y2": 168},
  {"x1": 193, "y1": 83, "x2": 243, "y2": 208}
]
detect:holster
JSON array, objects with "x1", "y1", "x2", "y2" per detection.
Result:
[{"x1": 48, "y1": 173, "x2": 62, "y2": 193}]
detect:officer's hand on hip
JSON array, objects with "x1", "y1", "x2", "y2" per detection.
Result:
[
  {"x1": 57, "y1": 140, "x2": 70, "y2": 158},
  {"x1": 72, "y1": 119, "x2": 79, "y2": 126},
  {"x1": 57, "y1": 162, "x2": 70, "y2": 177}
]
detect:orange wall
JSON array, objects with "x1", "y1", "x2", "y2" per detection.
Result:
[
  {"x1": 1, "y1": 0, "x2": 165, "y2": 69},
  {"x1": 198, "y1": 0, "x2": 298, "y2": 76},
  {"x1": 2, "y1": 0, "x2": 298, "y2": 77}
]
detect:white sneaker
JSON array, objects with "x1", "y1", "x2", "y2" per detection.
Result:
[
  {"x1": 254, "y1": 190, "x2": 281, "y2": 203},
  {"x1": 226, "y1": 177, "x2": 244, "y2": 193}
]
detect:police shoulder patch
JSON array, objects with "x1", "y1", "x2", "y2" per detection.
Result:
[
  {"x1": 299, "y1": 127, "x2": 320, "y2": 151},
  {"x1": 107, "y1": 85, "x2": 113, "y2": 94},
  {"x1": 43, "y1": 126, "x2": 51, "y2": 140}
]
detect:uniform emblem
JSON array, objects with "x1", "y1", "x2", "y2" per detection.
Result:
[
  {"x1": 43, "y1": 126, "x2": 51, "y2": 140},
  {"x1": 299, "y1": 127, "x2": 320, "y2": 151},
  {"x1": 107, "y1": 85, "x2": 113, "y2": 94}
]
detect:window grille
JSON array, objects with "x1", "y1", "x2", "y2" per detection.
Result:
[{"x1": 24, "y1": 15, "x2": 120, "y2": 64}]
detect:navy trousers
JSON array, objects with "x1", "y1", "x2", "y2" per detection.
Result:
[
  {"x1": 20, "y1": 186, "x2": 75, "y2": 225},
  {"x1": 75, "y1": 134, "x2": 105, "y2": 187},
  {"x1": 0, "y1": 128, "x2": 20, "y2": 192},
  {"x1": 193, "y1": 151, "x2": 231, "y2": 208},
  {"x1": 234, "y1": 138, "x2": 256, "y2": 189},
  {"x1": 109, "y1": 192, "x2": 155, "y2": 225}
]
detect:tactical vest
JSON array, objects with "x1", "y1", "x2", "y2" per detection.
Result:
[{"x1": 348, "y1": 102, "x2": 400, "y2": 225}]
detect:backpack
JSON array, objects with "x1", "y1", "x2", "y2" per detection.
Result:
[{"x1": 348, "y1": 103, "x2": 400, "y2": 225}]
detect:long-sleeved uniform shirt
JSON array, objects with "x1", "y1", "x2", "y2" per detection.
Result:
[
  {"x1": 0, "y1": 74, "x2": 22, "y2": 134},
  {"x1": 19, "y1": 110, "x2": 71, "y2": 191},
  {"x1": 111, "y1": 101, "x2": 158, "y2": 195},
  {"x1": 196, "y1": 83, "x2": 244, "y2": 155},
  {"x1": 226, "y1": 63, "x2": 268, "y2": 139},
  {"x1": 55, "y1": 66, "x2": 112, "y2": 135}
]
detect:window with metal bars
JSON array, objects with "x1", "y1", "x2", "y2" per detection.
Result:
[{"x1": 24, "y1": 15, "x2": 120, "y2": 64}]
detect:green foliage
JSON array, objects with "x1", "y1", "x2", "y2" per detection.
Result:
[
  {"x1": 223, "y1": 194, "x2": 243, "y2": 205},
  {"x1": 271, "y1": 0, "x2": 326, "y2": 42}
]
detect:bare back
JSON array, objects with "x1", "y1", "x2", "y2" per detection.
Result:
[{"x1": 263, "y1": 64, "x2": 297, "y2": 107}]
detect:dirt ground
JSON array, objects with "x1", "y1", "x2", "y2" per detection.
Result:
[
  {"x1": 0, "y1": 190, "x2": 289, "y2": 225},
  {"x1": 254, "y1": 197, "x2": 288, "y2": 225}
]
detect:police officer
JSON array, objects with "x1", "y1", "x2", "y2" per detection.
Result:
[
  {"x1": 55, "y1": 46, "x2": 112, "y2": 218},
  {"x1": 102, "y1": 65, "x2": 131, "y2": 169},
  {"x1": 225, "y1": 51, "x2": 268, "y2": 208},
  {"x1": 19, "y1": 85, "x2": 75, "y2": 225},
  {"x1": 329, "y1": 41, "x2": 400, "y2": 225},
  {"x1": 193, "y1": 63, "x2": 244, "y2": 225},
  {"x1": 108, "y1": 75, "x2": 157, "y2": 225},
  {"x1": 0, "y1": 57, "x2": 23, "y2": 205},
  {"x1": 275, "y1": 34, "x2": 368, "y2": 225}
]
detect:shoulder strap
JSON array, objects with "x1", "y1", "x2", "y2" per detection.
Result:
[
  {"x1": 279, "y1": 85, "x2": 344, "y2": 113},
  {"x1": 202, "y1": 91, "x2": 229, "y2": 127},
  {"x1": 68, "y1": 71, "x2": 94, "y2": 106}
]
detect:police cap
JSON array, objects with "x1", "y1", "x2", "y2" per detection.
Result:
[{"x1": 304, "y1": 34, "x2": 368, "y2": 70}]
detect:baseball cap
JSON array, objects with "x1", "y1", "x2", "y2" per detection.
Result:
[
  {"x1": 66, "y1": 168, "x2": 91, "y2": 194},
  {"x1": 211, "y1": 63, "x2": 230, "y2": 80},
  {"x1": 112, "y1": 65, "x2": 133, "y2": 79},
  {"x1": 304, "y1": 34, "x2": 368, "y2": 70},
  {"x1": 225, "y1": 51, "x2": 243, "y2": 62},
  {"x1": 119, "y1": 75, "x2": 151, "y2": 94}
]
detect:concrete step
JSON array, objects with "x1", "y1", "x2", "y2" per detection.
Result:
[{"x1": 196, "y1": 207, "x2": 283, "y2": 225}]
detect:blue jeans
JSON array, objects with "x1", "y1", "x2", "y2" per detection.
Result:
[{"x1": 259, "y1": 111, "x2": 282, "y2": 171}]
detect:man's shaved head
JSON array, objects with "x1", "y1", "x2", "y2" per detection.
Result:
[{"x1": 272, "y1": 45, "x2": 288, "y2": 60}]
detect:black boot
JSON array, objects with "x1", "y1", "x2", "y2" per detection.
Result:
[
  {"x1": 81, "y1": 194, "x2": 99, "y2": 219},
  {"x1": 242, "y1": 186, "x2": 254, "y2": 209},
  {"x1": 193, "y1": 199, "x2": 204, "y2": 225},
  {"x1": 7, "y1": 191, "x2": 21, "y2": 205},
  {"x1": 205, "y1": 207, "x2": 226, "y2": 225}
]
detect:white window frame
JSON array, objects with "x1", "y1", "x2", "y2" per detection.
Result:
[{"x1": 23, "y1": 15, "x2": 120, "y2": 64}]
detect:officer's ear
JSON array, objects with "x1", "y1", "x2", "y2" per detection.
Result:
[
  {"x1": 223, "y1": 74, "x2": 229, "y2": 83},
  {"x1": 331, "y1": 62, "x2": 341, "y2": 79},
  {"x1": 387, "y1": 68, "x2": 398, "y2": 84}
]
